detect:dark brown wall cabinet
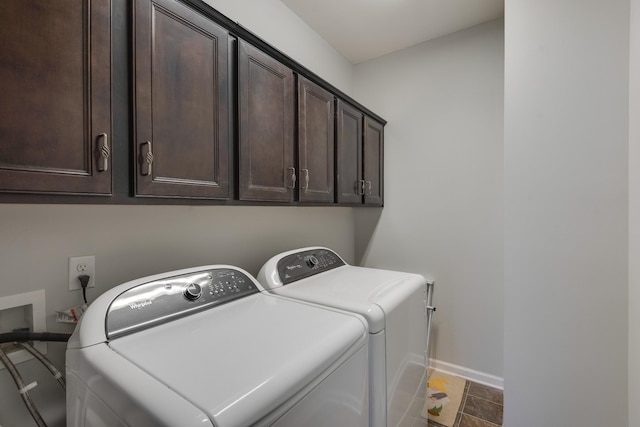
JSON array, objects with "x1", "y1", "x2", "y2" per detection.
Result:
[
  {"x1": 363, "y1": 116, "x2": 384, "y2": 205},
  {"x1": 0, "y1": 0, "x2": 112, "y2": 195},
  {"x1": 134, "y1": 0, "x2": 230, "y2": 199},
  {"x1": 297, "y1": 76, "x2": 335, "y2": 203},
  {"x1": 336, "y1": 100, "x2": 384, "y2": 206},
  {"x1": 336, "y1": 100, "x2": 363, "y2": 204},
  {"x1": 0, "y1": 0, "x2": 384, "y2": 206},
  {"x1": 238, "y1": 40, "x2": 295, "y2": 202}
]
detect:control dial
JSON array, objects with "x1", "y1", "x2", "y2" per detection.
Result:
[
  {"x1": 184, "y1": 283, "x2": 202, "y2": 301},
  {"x1": 305, "y1": 255, "x2": 319, "y2": 268}
]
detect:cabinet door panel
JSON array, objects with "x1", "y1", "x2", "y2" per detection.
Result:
[
  {"x1": 134, "y1": 0, "x2": 229, "y2": 199},
  {"x1": 336, "y1": 100, "x2": 363, "y2": 204},
  {"x1": 298, "y1": 77, "x2": 334, "y2": 203},
  {"x1": 238, "y1": 41, "x2": 295, "y2": 202},
  {"x1": 0, "y1": 0, "x2": 112, "y2": 195},
  {"x1": 364, "y1": 117, "x2": 384, "y2": 206}
]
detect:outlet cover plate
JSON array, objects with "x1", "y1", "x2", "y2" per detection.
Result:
[{"x1": 69, "y1": 256, "x2": 95, "y2": 290}]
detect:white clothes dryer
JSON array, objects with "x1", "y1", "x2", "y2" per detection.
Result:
[
  {"x1": 257, "y1": 247, "x2": 435, "y2": 427},
  {"x1": 66, "y1": 265, "x2": 369, "y2": 427}
]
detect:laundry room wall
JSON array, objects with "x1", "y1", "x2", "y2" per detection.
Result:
[
  {"x1": 630, "y1": 1, "x2": 640, "y2": 424},
  {"x1": 503, "y1": 0, "x2": 629, "y2": 426},
  {"x1": 0, "y1": 1, "x2": 356, "y2": 426},
  {"x1": 352, "y1": 20, "x2": 505, "y2": 383}
]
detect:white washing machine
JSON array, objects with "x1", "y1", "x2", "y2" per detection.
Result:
[
  {"x1": 257, "y1": 247, "x2": 434, "y2": 427},
  {"x1": 66, "y1": 265, "x2": 369, "y2": 427}
]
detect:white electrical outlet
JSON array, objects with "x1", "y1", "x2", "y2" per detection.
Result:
[{"x1": 69, "y1": 256, "x2": 96, "y2": 290}]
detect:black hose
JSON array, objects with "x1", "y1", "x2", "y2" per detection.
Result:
[{"x1": 0, "y1": 332, "x2": 71, "y2": 344}]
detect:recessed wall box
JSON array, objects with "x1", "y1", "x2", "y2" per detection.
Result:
[{"x1": 0, "y1": 290, "x2": 46, "y2": 368}]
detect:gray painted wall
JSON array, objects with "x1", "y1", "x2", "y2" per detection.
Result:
[
  {"x1": 504, "y1": 0, "x2": 629, "y2": 425},
  {"x1": 0, "y1": 0, "x2": 355, "y2": 424},
  {"x1": 630, "y1": 0, "x2": 639, "y2": 425},
  {"x1": 352, "y1": 20, "x2": 505, "y2": 379}
]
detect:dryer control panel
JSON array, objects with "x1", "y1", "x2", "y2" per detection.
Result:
[
  {"x1": 277, "y1": 248, "x2": 345, "y2": 285},
  {"x1": 106, "y1": 268, "x2": 258, "y2": 339}
]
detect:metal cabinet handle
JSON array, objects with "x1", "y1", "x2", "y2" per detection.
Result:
[
  {"x1": 366, "y1": 180, "x2": 372, "y2": 196},
  {"x1": 302, "y1": 169, "x2": 310, "y2": 190},
  {"x1": 357, "y1": 180, "x2": 365, "y2": 196},
  {"x1": 140, "y1": 141, "x2": 154, "y2": 176},
  {"x1": 287, "y1": 167, "x2": 296, "y2": 189},
  {"x1": 97, "y1": 133, "x2": 110, "y2": 172}
]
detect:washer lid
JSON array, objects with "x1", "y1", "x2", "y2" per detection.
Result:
[
  {"x1": 108, "y1": 292, "x2": 367, "y2": 427},
  {"x1": 261, "y1": 264, "x2": 426, "y2": 334}
]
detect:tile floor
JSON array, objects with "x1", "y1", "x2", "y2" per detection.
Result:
[{"x1": 416, "y1": 379, "x2": 504, "y2": 427}]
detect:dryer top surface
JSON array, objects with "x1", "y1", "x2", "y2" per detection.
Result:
[
  {"x1": 262, "y1": 264, "x2": 426, "y2": 333},
  {"x1": 107, "y1": 292, "x2": 367, "y2": 426}
]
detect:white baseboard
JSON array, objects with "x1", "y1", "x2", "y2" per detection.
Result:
[{"x1": 429, "y1": 358, "x2": 504, "y2": 390}]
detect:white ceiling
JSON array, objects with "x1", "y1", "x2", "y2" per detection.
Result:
[{"x1": 281, "y1": 0, "x2": 504, "y2": 64}]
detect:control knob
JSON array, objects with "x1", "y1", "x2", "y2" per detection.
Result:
[
  {"x1": 184, "y1": 283, "x2": 202, "y2": 301},
  {"x1": 305, "y1": 255, "x2": 319, "y2": 268}
]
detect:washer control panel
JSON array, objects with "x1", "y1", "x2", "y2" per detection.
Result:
[
  {"x1": 276, "y1": 248, "x2": 345, "y2": 285},
  {"x1": 106, "y1": 268, "x2": 258, "y2": 339}
]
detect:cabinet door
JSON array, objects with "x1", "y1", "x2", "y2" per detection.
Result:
[
  {"x1": 336, "y1": 100, "x2": 363, "y2": 204},
  {"x1": 238, "y1": 41, "x2": 295, "y2": 202},
  {"x1": 363, "y1": 116, "x2": 384, "y2": 206},
  {"x1": 298, "y1": 76, "x2": 335, "y2": 203},
  {"x1": 134, "y1": 0, "x2": 230, "y2": 199},
  {"x1": 0, "y1": 0, "x2": 112, "y2": 195}
]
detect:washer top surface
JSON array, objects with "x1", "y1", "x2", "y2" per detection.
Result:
[
  {"x1": 258, "y1": 248, "x2": 427, "y2": 333},
  {"x1": 70, "y1": 265, "x2": 368, "y2": 427}
]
